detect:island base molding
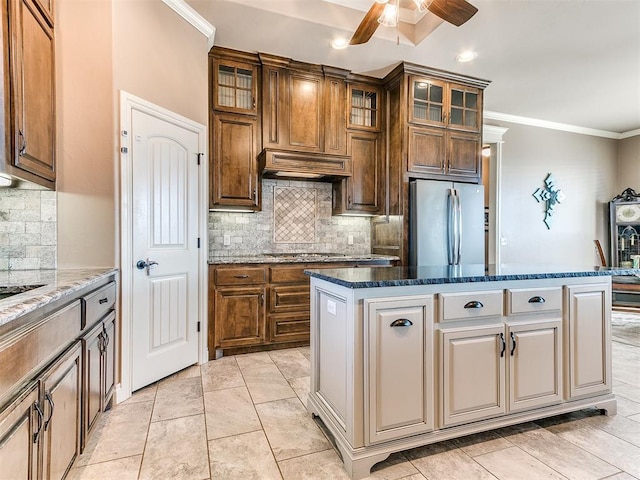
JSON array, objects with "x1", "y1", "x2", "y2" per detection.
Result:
[{"x1": 308, "y1": 393, "x2": 617, "y2": 480}]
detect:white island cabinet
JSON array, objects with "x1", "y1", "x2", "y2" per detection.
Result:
[{"x1": 305, "y1": 264, "x2": 633, "y2": 480}]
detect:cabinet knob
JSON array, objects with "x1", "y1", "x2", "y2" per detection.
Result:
[
  {"x1": 390, "y1": 318, "x2": 413, "y2": 327},
  {"x1": 463, "y1": 300, "x2": 484, "y2": 309},
  {"x1": 528, "y1": 296, "x2": 545, "y2": 304}
]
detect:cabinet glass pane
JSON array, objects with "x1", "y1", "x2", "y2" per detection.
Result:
[
  {"x1": 351, "y1": 89, "x2": 378, "y2": 127},
  {"x1": 450, "y1": 107, "x2": 463, "y2": 125},
  {"x1": 465, "y1": 92, "x2": 477, "y2": 109},
  {"x1": 412, "y1": 81, "x2": 443, "y2": 123},
  {"x1": 451, "y1": 89, "x2": 464, "y2": 107},
  {"x1": 464, "y1": 113, "x2": 477, "y2": 128},
  {"x1": 431, "y1": 85, "x2": 443, "y2": 103},
  {"x1": 217, "y1": 65, "x2": 253, "y2": 110},
  {"x1": 414, "y1": 83, "x2": 428, "y2": 101}
]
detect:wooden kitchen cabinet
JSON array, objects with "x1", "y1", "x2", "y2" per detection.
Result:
[
  {"x1": 215, "y1": 286, "x2": 266, "y2": 349},
  {"x1": 3, "y1": 0, "x2": 56, "y2": 188},
  {"x1": 565, "y1": 283, "x2": 612, "y2": 399},
  {"x1": 209, "y1": 48, "x2": 261, "y2": 211},
  {"x1": 333, "y1": 130, "x2": 383, "y2": 215},
  {"x1": 347, "y1": 82, "x2": 382, "y2": 132},
  {"x1": 365, "y1": 295, "x2": 434, "y2": 444}
]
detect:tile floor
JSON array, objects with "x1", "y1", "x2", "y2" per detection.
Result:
[{"x1": 69, "y1": 312, "x2": 640, "y2": 480}]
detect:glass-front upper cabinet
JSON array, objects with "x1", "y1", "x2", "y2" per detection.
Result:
[
  {"x1": 609, "y1": 188, "x2": 640, "y2": 268},
  {"x1": 348, "y1": 83, "x2": 381, "y2": 131},
  {"x1": 448, "y1": 84, "x2": 481, "y2": 132},
  {"x1": 409, "y1": 77, "x2": 446, "y2": 126},
  {"x1": 212, "y1": 59, "x2": 258, "y2": 115}
]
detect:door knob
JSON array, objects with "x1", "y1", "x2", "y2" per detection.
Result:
[{"x1": 136, "y1": 258, "x2": 159, "y2": 275}]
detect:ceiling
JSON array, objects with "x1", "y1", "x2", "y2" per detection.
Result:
[{"x1": 189, "y1": 0, "x2": 640, "y2": 136}]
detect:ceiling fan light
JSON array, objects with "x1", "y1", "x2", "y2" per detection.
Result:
[
  {"x1": 377, "y1": 1, "x2": 399, "y2": 27},
  {"x1": 412, "y1": 0, "x2": 432, "y2": 13}
]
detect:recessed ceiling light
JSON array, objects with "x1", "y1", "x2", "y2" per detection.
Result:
[
  {"x1": 456, "y1": 50, "x2": 478, "y2": 62},
  {"x1": 330, "y1": 37, "x2": 349, "y2": 50}
]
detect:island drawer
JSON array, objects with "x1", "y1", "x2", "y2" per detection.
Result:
[
  {"x1": 83, "y1": 281, "x2": 116, "y2": 329},
  {"x1": 439, "y1": 290, "x2": 503, "y2": 322},
  {"x1": 215, "y1": 267, "x2": 266, "y2": 286},
  {"x1": 506, "y1": 287, "x2": 562, "y2": 315}
]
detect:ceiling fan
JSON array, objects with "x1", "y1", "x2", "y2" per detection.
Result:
[{"x1": 350, "y1": 0, "x2": 478, "y2": 45}]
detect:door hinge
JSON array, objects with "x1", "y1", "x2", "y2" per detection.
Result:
[
  {"x1": 197, "y1": 237, "x2": 201, "y2": 249},
  {"x1": 120, "y1": 147, "x2": 128, "y2": 154},
  {"x1": 197, "y1": 321, "x2": 201, "y2": 333},
  {"x1": 196, "y1": 152, "x2": 203, "y2": 165}
]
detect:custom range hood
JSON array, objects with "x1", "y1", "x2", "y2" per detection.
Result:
[{"x1": 258, "y1": 149, "x2": 352, "y2": 181}]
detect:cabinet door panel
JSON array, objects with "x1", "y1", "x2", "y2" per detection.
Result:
[
  {"x1": 288, "y1": 73, "x2": 323, "y2": 151},
  {"x1": 215, "y1": 286, "x2": 265, "y2": 348},
  {"x1": 407, "y1": 126, "x2": 445, "y2": 175},
  {"x1": 566, "y1": 284, "x2": 612, "y2": 398},
  {"x1": 42, "y1": 343, "x2": 81, "y2": 480},
  {"x1": 324, "y1": 76, "x2": 347, "y2": 154},
  {"x1": 211, "y1": 113, "x2": 259, "y2": 209},
  {"x1": 0, "y1": 384, "x2": 38, "y2": 480},
  {"x1": 269, "y1": 313, "x2": 310, "y2": 343},
  {"x1": 103, "y1": 314, "x2": 116, "y2": 408},
  {"x1": 508, "y1": 321, "x2": 562, "y2": 412},
  {"x1": 269, "y1": 285, "x2": 310, "y2": 313},
  {"x1": 82, "y1": 322, "x2": 102, "y2": 446},
  {"x1": 366, "y1": 296, "x2": 433, "y2": 444},
  {"x1": 441, "y1": 325, "x2": 505, "y2": 427},
  {"x1": 447, "y1": 131, "x2": 480, "y2": 179},
  {"x1": 347, "y1": 131, "x2": 382, "y2": 213},
  {"x1": 10, "y1": 0, "x2": 56, "y2": 182}
]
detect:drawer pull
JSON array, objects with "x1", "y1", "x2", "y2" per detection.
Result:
[
  {"x1": 528, "y1": 296, "x2": 546, "y2": 304},
  {"x1": 510, "y1": 332, "x2": 517, "y2": 356},
  {"x1": 390, "y1": 318, "x2": 413, "y2": 327},
  {"x1": 234, "y1": 275, "x2": 249, "y2": 279},
  {"x1": 464, "y1": 300, "x2": 484, "y2": 309},
  {"x1": 99, "y1": 298, "x2": 109, "y2": 304},
  {"x1": 33, "y1": 401, "x2": 44, "y2": 443},
  {"x1": 499, "y1": 333, "x2": 506, "y2": 358},
  {"x1": 44, "y1": 392, "x2": 55, "y2": 431}
]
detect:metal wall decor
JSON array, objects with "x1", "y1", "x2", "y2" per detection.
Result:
[{"x1": 532, "y1": 173, "x2": 565, "y2": 229}]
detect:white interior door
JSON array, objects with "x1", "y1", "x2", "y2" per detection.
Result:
[{"x1": 130, "y1": 108, "x2": 200, "y2": 391}]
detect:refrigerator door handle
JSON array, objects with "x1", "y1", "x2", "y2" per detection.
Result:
[
  {"x1": 447, "y1": 189, "x2": 456, "y2": 265},
  {"x1": 455, "y1": 192, "x2": 462, "y2": 264}
]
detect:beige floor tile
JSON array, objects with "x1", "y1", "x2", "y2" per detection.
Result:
[
  {"x1": 256, "y1": 397, "x2": 331, "y2": 461},
  {"x1": 269, "y1": 348, "x2": 311, "y2": 379},
  {"x1": 602, "y1": 472, "x2": 640, "y2": 479},
  {"x1": 628, "y1": 413, "x2": 640, "y2": 423},
  {"x1": 298, "y1": 346, "x2": 311, "y2": 360},
  {"x1": 363, "y1": 452, "x2": 421, "y2": 480},
  {"x1": 289, "y1": 375, "x2": 310, "y2": 407},
  {"x1": 200, "y1": 356, "x2": 244, "y2": 392},
  {"x1": 204, "y1": 386, "x2": 261, "y2": 439},
  {"x1": 139, "y1": 414, "x2": 209, "y2": 480},
  {"x1": 404, "y1": 441, "x2": 496, "y2": 480},
  {"x1": 121, "y1": 384, "x2": 157, "y2": 405},
  {"x1": 614, "y1": 394, "x2": 640, "y2": 417},
  {"x1": 448, "y1": 430, "x2": 514, "y2": 457},
  {"x1": 279, "y1": 449, "x2": 351, "y2": 480},
  {"x1": 614, "y1": 383, "x2": 640, "y2": 403},
  {"x1": 242, "y1": 363, "x2": 296, "y2": 404},
  {"x1": 555, "y1": 426, "x2": 640, "y2": 478},
  {"x1": 161, "y1": 363, "x2": 201, "y2": 381},
  {"x1": 502, "y1": 420, "x2": 620, "y2": 479},
  {"x1": 582, "y1": 413, "x2": 640, "y2": 448},
  {"x1": 235, "y1": 351, "x2": 274, "y2": 370},
  {"x1": 151, "y1": 376, "x2": 203, "y2": 422},
  {"x1": 209, "y1": 430, "x2": 282, "y2": 480},
  {"x1": 75, "y1": 401, "x2": 153, "y2": 466},
  {"x1": 474, "y1": 446, "x2": 567, "y2": 480},
  {"x1": 66, "y1": 456, "x2": 142, "y2": 480}
]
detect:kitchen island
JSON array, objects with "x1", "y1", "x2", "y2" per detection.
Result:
[{"x1": 305, "y1": 264, "x2": 640, "y2": 479}]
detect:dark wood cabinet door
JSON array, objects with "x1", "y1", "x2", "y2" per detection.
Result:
[
  {"x1": 210, "y1": 112, "x2": 259, "y2": 210},
  {"x1": 347, "y1": 83, "x2": 382, "y2": 132},
  {"x1": 41, "y1": 343, "x2": 81, "y2": 480},
  {"x1": 407, "y1": 126, "x2": 446, "y2": 176},
  {"x1": 82, "y1": 322, "x2": 103, "y2": 447},
  {"x1": 324, "y1": 75, "x2": 347, "y2": 155},
  {"x1": 0, "y1": 383, "x2": 39, "y2": 480},
  {"x1": 215, "y1": 286, "x2": 266, "y2": 348},
  {"x1": 9, "y1": 0, "x2": 56, "y2": 183},
  {"x1": 348, "y1": 130, "x2": 383, "y2": 213},
  {"x1": 288, "y1": 71, "x2": 323, "y2": 151},
  {"x1": 102, "y1": 313, "x2": 116, "y2": 408},
  {"x1": 447, "y1": 84, "x2": 482, "y2": 133},
  {"x1": 211, "y1": 58, "x2": 258, "y2": 115},
  {"x1": 447, "y1": 130, "x2": 481, "y2": 180}
]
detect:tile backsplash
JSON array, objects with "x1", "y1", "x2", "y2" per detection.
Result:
[
  {"x1": 0, "y1": 186, "x2": 56, "y2": 270},
  {"x1": 209, "y1": 179, "x2": 371, "y2": 258}
]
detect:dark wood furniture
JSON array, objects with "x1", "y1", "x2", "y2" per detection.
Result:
[{"x1": 0, "y1": 0, "x2": 56, "y2": 188}]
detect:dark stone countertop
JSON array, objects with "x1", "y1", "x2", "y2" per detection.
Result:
[
  {"x1": 0, "y1": 268, "x2": 118, "y2": 328},
  {"x1": 208, "y1": 253, "x2": 399, "y2": 265},
  {"x1": 305, "y1": 264, "x2": 640, "y2": 289}
]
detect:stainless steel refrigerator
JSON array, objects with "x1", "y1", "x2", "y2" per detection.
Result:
[{"x1": 409, "y1": 179, "x2": 485, "y2": 267}]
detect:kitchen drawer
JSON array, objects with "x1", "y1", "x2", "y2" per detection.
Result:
[
  {"x1": 83, "y1": 281, "x2": 116, "y2": 329},
  {"x1": 269, "y1": 313, "x2": 310, "y2": 343},
  {"x1": 269, "y1": 285, "x2": 310, "y2": 313},
  {"x1": 506, "y1": 287, "x2": 562, "y2": 315},
  {"x1": 269, "y1": 266, "x2": 309, "y2": 284},
  {"x1": 215, "y1": 267, "x2": 266, "y2": 286},
  {"x1": 439, "y1": 290, "x2": 503, "y2": 322}
]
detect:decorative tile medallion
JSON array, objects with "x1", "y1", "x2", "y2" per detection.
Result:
[{"x1": 273, "y1": 187, "x2": 316, "y2": 243}]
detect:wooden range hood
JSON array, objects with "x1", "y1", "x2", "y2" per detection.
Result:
[{"x1": 258, "y1": 149, "x2": 352, "y2": 182}]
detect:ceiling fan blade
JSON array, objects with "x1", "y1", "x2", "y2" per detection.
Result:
[
  {"x1": 427, "y1": 0, "x2": 478, "y2": 26},
  {"x1": 349, "y1": 1, "x2": 387, "y2": 45}
]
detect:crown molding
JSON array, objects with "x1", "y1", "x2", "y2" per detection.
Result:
[
  {"x1": 162, "y1": 0, "x2": 216, "y2": 46},
  {"x1": 483, "y1": 110, "x2": 640, "y2": 140},
  {"x1": 483, "y1": 125, "x2": 509, "y2": 143}
]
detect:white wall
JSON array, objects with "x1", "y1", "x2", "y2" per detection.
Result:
[
  {"x1": 491, "y1": 122, "x2": 618, "y2": 266},
  {"x1": 617, "y1": 135, "x2": 640, "y2": 193}
]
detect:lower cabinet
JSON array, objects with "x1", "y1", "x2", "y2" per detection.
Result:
[
  {"x1": 365, "y1": 295, "x2": 434, "y2": 444},
  {"x1": 214, "y1": 286, "x2": 266, "y2": 349},
  {"x1": 82, "y1": 311, "x2": 116, "y2": 449},
  {"x1": 0, "y1": 342, "x2": 82, "y2": 480}
]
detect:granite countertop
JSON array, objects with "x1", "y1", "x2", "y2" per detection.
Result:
[
  {"x1": 0, "y1": 268, "x2": 118, "y2": 328},
  {"x1": 208, "y1": 253, "x2": 399, "y2": 265},
  {"x1": 305, "y1": 264, "x2": 640, "y2": 289}
]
